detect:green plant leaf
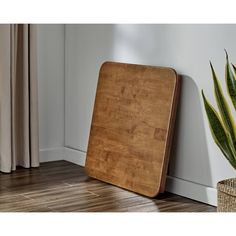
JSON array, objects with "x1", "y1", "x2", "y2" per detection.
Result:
[
  {"x1": 210, "y1": 62, "x2": 236, "y2": 147},
  {"x1": 231, "y1": 63, "x2": 236, "y2": 74},
  {"x1": 202, "y1": 91, "x2": 236, "y2": 169},
  {"x1": 225, "y1": 50, "x2": 236, "y2": 111}
]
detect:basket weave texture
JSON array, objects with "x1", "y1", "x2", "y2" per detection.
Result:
[{"x1": 217, "y1": 178, "x2": 236, "y2": 212}]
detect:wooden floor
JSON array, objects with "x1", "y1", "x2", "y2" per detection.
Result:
[{"x1": 0, "y1": 161, "x2": 216, "y2": 212}]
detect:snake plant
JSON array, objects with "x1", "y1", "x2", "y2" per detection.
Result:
[{"x1": 202, "y1": 51, "x2": 236, "y2": 170}]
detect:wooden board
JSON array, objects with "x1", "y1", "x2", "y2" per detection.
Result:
[{"x1": 85, "y1": 62, "x2": 181, "y2": 197}]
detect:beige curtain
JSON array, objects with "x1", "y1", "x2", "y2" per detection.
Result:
[{"x1": 0, "y1": 24, "x2": 39, "y2": 173}]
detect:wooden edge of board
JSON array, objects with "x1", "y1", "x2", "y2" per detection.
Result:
[{"x1": 151, "y1": 73, "x2": 182, "y2": 197}]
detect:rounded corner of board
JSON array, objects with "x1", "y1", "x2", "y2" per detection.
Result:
[
  {"x1": 167, "y1": 68, "x2": 179, "y2": 80},
  {"x1": 145, "y1": 184, "x2": 164, "y2": 198},
  {"x1": 167, "y1": 68, "x2": 181, "y2": 90},
  {"x1": 99, "y1": 61, "x2": 112, "y2": 72},
  {"x1": 147, "y1": 190, "x2": 161, "y2": 198}
]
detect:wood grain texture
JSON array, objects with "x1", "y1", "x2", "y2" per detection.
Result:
[
  {"x1": 0, "y1": 161, "x2": 215, "y2": 212},
  {"x1": 85, "y1": 62, "x2": 181, "y2": 197}
]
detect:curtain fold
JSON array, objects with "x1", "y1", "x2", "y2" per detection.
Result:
[{"x1": 0, "y1": 24, "x2": 39, "y2": 173}]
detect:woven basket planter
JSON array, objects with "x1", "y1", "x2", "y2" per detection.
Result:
[{"x1": 217, "y1": 178, "x2": 236, "y2": 212}]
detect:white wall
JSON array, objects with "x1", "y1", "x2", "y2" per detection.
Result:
[
  {"x1": 65, "y1": 24, "x2": 236, "y2": 205},
  {"x1": 65, "y1": 25, "x2": 115, "y2": 151},
  {"x1": 37, "y1": 24, "x2": 65, "y2": 161}
]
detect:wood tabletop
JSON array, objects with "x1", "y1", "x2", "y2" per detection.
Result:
[{"x1": 85, "y1": 62, "x2": 181, "y2": 197}]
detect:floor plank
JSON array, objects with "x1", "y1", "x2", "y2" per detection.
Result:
[{"x1": 0, "y1": 161, "x2": 216, "y2": 212}]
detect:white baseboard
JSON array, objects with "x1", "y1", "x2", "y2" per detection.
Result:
[
  {"x1": 39, "y1": 146, "x2": 86, "y2": 166},
  {"x1": 166, "y1": 176, "x2": 217, "y2": 206},
  {"x1": 40, "y1": 147, "x2": 217, "y2": 206},
  {"x1": 64, "y1": 147, "x2": 86, "y2": 166},
  {"x1": 39, "y1": 147, "x2": 65, "y2": 162}
]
